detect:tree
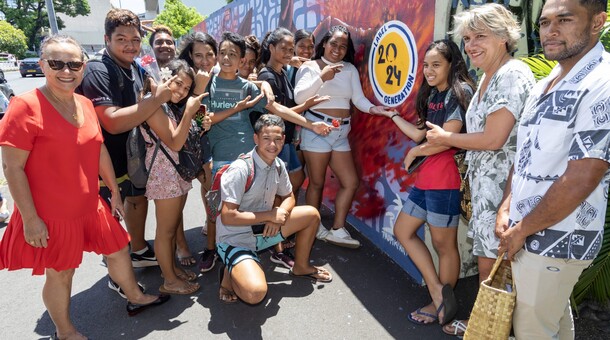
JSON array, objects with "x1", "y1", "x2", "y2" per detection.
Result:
[
  {"x1": 154, "y1": 0, "x2": 203, "y2": 39},
  {"x1": 0, "y1": 20, "x2": 28, "y2": 58},
  {"x1": 0, "y1": 0, "x2": 90, "y2": 52}
]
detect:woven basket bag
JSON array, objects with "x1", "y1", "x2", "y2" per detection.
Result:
[{"x1": 464, "y1": 253, "x2": 516, "y2": 340}]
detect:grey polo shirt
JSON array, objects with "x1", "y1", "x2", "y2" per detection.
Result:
[{"x1": 215, "y1": 148, "x2": 291, "y2": 250}]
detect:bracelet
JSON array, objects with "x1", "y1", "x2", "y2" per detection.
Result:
[{"x1": 390, "y1": 114, "x2": 399, "y2": 120}]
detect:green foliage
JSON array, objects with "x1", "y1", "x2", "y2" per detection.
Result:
[
  {"x1": 154, "y1": 0, "x2": 204, "y2": 39},
  {"x1": 601, "y1": 2, "x2": 610, "y2": 51},
  {"x1": 0, "y1": 0, "x2": 90, "y2": 52},
  {"x1": 520, "y1": 54, "x2": 557, "y2": 81},
  {"x1": 0, "y1": 20, "x2": 28, "y2": 58}
]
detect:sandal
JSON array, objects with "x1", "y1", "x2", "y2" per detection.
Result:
[
  {"x1": 218, "y1": 264, "x2": 238, "y2": 303},
  {"x1": 442, "y1": 319, "x2": 468, "y2": 337},
  {"x1": 289, "y1": 266, "x2": 332, "y2": 283},
  {"x1": 407, "y1": 307, "x2": 438, "y2": 325},
  {"x1": 161, "y1": 269, "x2": 197, "y2": 282}
]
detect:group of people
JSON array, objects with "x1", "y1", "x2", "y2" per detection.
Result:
[
  {"x1": 387, "y1": 1, "x2": 610, "y2": 340},
  {"x1": 0, "y1": 0, "x2": 609, "y2": 339}
]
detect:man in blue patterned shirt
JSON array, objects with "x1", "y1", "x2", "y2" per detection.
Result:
[{"x1": 496, "y1": 0, "x2": 610, "y2": 338}]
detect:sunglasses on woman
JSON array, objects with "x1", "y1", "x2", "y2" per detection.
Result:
[{"x1": 44, "y1": 59, "x2": 85, "y2": 71}]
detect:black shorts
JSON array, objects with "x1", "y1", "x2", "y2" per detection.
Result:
[{"x1": 99, "y1": 179, "x2": 146, "y2": 206}]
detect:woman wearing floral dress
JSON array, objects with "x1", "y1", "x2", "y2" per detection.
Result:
[{"x1": 425, "y1": 4, "x2": 535, "y2": 336}]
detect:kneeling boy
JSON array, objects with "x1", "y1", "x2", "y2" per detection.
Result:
[{"x1": 216, "y1": 114, "x2": 332, "y2": 304}]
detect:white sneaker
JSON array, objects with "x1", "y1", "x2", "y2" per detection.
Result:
[
  {"x1": 325, "y1": 227, "x2": 361, "y2": 249},
  {"x1": 316, "y1": 223, "x2": 329, "y2": 240}
]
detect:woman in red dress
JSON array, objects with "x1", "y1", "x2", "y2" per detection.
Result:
[{"x1": 0, "y1": 35, "x2": 169, "y2": 340}]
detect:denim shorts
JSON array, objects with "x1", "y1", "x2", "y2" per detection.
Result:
[
  {"x1": 300, "y1": 111, "x2": 351, "y2": 152},
  {"x1": 216, "y1": 231, "x2": 285, "y2": 273},
  {"x1": 402, "y1": 187, "x2": 460, "y2": 227},
  {"x1": 278, "y1": 143, "x2": 302, "y2": 172}
]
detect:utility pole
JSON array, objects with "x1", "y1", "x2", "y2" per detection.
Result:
[{"x1": 45, "y1": 0, "x2": 59, "y2": 34}]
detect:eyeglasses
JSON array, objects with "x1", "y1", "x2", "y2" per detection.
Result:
[{"x1": 44, "y1": 59, "x2": 84, "y2": 71}]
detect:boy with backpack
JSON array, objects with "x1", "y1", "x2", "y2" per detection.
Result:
[
  {"x1": 77, "y1": 9, "x2": 174, "y2": 295},
  {"x1": 199, "y1": 32, "x2": 333, "y2": 272},
  {"x1": 215, "y1": 114, "x2": 332, "y2": 304}
]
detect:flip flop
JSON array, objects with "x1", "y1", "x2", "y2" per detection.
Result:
[
  {"x1": 177, "y1": 269, "x2": 197, "y2": 282},
  {"x1": 161, "y1": 270, "x2": 198, "y2": 282},
  {"x1": 438, "y1": 284, "x2": 458, "y2": 325},
  {"x1": 159, "y1": 281, "x2": 200, "y2": 295},
  {"x1": 442, "y1": 319, "x2": 468, "y2": 337},
  {"x1": 218, "y1": 264, "x2": 238, "y2": 303},
  {"x1": 407, "y1": 307, "x2": 438, "y2": 325},
  {"x1": 289, "y1": 267, "x2": 332, "y2": 283}
]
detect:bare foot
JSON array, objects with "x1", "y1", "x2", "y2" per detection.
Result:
[{"x1": 160, "y1": 279, "x2": 200, "y2": 295}]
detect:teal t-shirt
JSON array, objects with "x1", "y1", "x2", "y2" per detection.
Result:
[{"x1": 204, "y1": 76, "x2": 267, "y2": 162}]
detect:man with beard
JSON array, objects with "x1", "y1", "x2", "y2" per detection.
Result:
[{"x1": 496, "y1": 0, "x2": 610, "y2": 338}]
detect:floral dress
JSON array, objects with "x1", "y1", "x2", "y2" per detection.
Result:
[
  {"x1": 141, "y1": 103, "x2": 192, "y2": 200},
  {"x1": 465, "y1": 59, "x2": 535, "y2": 258}
]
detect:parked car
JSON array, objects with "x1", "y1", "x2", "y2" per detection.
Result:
[
  {"x1": 0, "y1": 90, "x2": 8, "y2": 118},
  {"x1": 19, "y1": 57, "x2": 43, "y2": 77},
  {"x1": 0, "y1": 69, "x2": 15, "y2": 100}
]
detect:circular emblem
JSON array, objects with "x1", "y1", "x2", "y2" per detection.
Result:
[
  {"x1": 368, "y1": 20, "x2": 418, "y2": 107},
  {"x1": 530, "y1": 240, "x2": 540, "y2": 251}
]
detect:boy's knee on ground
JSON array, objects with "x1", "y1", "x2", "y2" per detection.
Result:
[{"x1": 239, "y1": 283, "x2": 267, "y2": 304}]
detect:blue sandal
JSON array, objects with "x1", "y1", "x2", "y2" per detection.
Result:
[{"x1": 407, "y1": 307, "x2": 438, "y2": 325}]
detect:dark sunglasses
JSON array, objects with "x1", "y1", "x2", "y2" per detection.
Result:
[{"x1": 44, "y1": 59, "x2": 84, "y2": 71}]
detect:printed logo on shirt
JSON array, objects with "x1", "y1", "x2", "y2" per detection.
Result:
[
  {"x1": 209, "y1": 88, "x2": 247, "y2": 113},
  {"x1": 590, "y1": 97, "x2": 610, "y2": 128},
  {"x1": 368, "y1": 20, "x2": 418, "y2": 107},
  {"x1": 515, "y1": 195, "x2": 542, "y2": 216},
  {"x1": 569, "y1": 57, "x2": 601, "y2": 84},
  {"x1": 576, "y1": 201, "x2": 598, "y2": 229}
]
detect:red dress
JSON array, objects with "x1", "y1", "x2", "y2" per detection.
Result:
[{"x1": 0, "y1": 89, "x2": 130, "y2": 275}]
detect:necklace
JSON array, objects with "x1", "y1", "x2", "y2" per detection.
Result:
[
  {"x1": 118, "y1": 64, "x2": 135, "y2": 82},
  {"x1": 44, "y1": 86, "x2": 79, "y2": 121},
  {"x1": 105, "y1": 50, "x2": 135, "y2": 81}
]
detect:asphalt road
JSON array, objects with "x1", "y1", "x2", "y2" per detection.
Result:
[
  {"x1": 4, "y1": 69, "x2": 46, "y2": 96},
  {"x1": 0, "y1": 74, "x2": 606, "y2": 339}
]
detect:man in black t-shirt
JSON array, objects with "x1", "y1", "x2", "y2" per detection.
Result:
[{"x1": 77, "y1": 9, "x2": 172, "y2": 274}]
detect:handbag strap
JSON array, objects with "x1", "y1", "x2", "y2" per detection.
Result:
[
  {"x1": 488, "y1": 252, "x2": 509, "y2": 281},
  {"x1": 141, "y1": 123, "x2": 181, "y2": 170}
]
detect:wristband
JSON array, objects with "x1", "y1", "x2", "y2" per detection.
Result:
[{"x1": 390, "y1": 114, "x2": 399, "y2": 120}]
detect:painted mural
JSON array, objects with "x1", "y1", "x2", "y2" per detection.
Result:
[{"x1": 194, "y1": 0, "x2": 546, "y2": 283}]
